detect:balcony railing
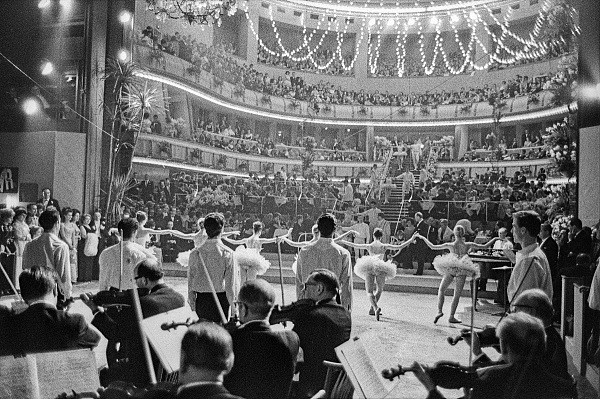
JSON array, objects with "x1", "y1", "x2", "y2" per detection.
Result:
[{"x1": 133, "y1": 45, "x2": 567, "y2": 125}]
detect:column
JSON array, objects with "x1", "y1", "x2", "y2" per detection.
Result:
[
  {"x1": 355, "y1": 20, "x2": 368, "y2": 82},
  {"x1": 290, "y1": 123, "x2": 298, "y2": 145},
  {"x1": 365, "y1": 126, "x2": 375, "y2": 161},
  {"x1": 579, "y1": 126, "x2": 600, "y2": 226},
  {"x1": 454, "y1": 125, "x2": 468, "y2": 160},
  {"x1": 515, "y1": 124, "x2": 524, "y2": 147},
  {"x1": 244, "y1": 0, "x2": 260, "y2": 64},
  {"x1": 170, "y1": 92, "x2": 191, "y2": 139},
  {"x1": 268, "y1": 121, "x2": 277, "y2": 141}
]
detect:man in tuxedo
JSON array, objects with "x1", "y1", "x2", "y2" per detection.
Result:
[
  {"x1": 36, "y1": 187, "x2": 60, "y2": 212},
  {"x1": 539, "y1": 223, "x2": 559, "y2": 283},
  {"x1": 166, "y1": 207, "x2": 183, "y2": 231},
  {"x1": 0, "y1": 266, "x2": 100, "y2": 356},
  {"x1": 225, "y1": 279, "x2": 299, "y2": 399},
  {"x1": 413, "y1": 212, "x2": 432, "y2": 275},
  {"x1": 291, "y1": 270, "x2": 352, "y2": 398},
  {"x1": 160, "y1": 220, "x2": 181, "y2": 262},
  {"x1": 140, "y1": 174, "x2": 154, "y2": 201},
  {"x1": 83, "y1": 259, "x2": 185, "y2": 386},
  {"x1": 567, "y1": 217, "x2": 592, "y2": 261},
  {"x1": 155, "y1": 206, "x2": 169, "y2": 229}
]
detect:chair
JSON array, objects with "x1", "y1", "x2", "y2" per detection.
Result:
[{"x1": 311, "y1": 361, "x2": 354, "y2": 399}]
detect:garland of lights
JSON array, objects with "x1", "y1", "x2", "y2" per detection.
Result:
[
  {"x1": 245, "y1": 0, "x2": 578, "y2": 76},
  {"x1": 145, "y1": 0, "x2": 237, "y2": 25}
]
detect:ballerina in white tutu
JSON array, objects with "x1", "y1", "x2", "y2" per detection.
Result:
[
  {"x1": 133, "y1": 211, "x2": 182, "y2": 247},
  {"x1": 415, "y1": 226, "x2": 499, "y2": 324},
  {"x1": 339, "y1": 228, "x2": 414, "y2": 320},
  {"x1": 282, "y1": 224, "x2": 356, "y2": 249}
]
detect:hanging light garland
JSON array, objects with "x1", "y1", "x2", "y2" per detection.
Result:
[
  {"x1": 245, "y1": 0, "x2": 578, "y2": 76},
  {"x1": 145, "y1": 0, "x2": 237, "y2": 25}
]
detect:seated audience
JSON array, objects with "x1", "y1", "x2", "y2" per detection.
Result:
[
  {"x1": 224, "y1": 279, "x2": 300, "y2": 399},
  {"x1": 0, "y1": 266, "x2": 100, "y2": 355}
]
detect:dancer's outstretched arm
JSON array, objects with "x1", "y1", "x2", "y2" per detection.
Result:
[
  {"x1": 259, "y1": 228, "x2": 292, "y2": 244},
  {"x1": 337, "y1": 240, "x2": 370, "y2": 249},
  {"x1": 281, "y1": 236, "x2": 313, "y2": 248},
  {"x1": 334, "y1": 230, "x2": 358, "y2": 242},
  {"x1": 414, "y1": 234, "x2": 453, "y2": 251},
  {"x1": 222, "y1": 236, "x2": 247, "y2": 245},
  {"x1": 466, "y1": 237, "x2": 500, "y2": 250},
  {"x1": 384, "y1": 238, "x2": 415, "y2": 251}
]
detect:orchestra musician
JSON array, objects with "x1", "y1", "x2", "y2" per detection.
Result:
[
  {"x1": 224, "y1": 279, "x2": 300, "y2": 399},
  {"x1": 291, "y1": 269, "x2": 352, "y2": 398},
  {"x1": 0, "y1": 266, "x2": 100, "y2": 356},
  {"x1": 413, "y1": 312, "x2": 575, "y2": 399},
  {"x1": 81, "y1": 259, "x2": 185, "y2": 387}
]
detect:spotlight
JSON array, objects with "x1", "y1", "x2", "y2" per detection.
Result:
[
  {"x1": 369, "y1": 18, "x2": 377, "y2": 26},
  {"x1": 23, "y1": 99, "x2": 40, "y2": 115},
  {"x1": 387, "y1": 18, "x2": 395, "y2": 27},
  {"x1": 408, "y1": 17, "x2": 416, "y2": 26},
  {"x1": 469, "y1": 11, "x2": 478, "y2": 21},
  {"x1": 41, "y1": 61, "x2": 54, "y2": 75},
  {"x1": 430, "y1": 16, "x2": 439, "y2": 25},
  {"x1": 38, "y1": 0, "x2": 51, "y2": 8},
  {"x1": 118, "y1": 49, "x2": 129, "y2": 62},
  {"x1": 59, "y1": 0, "x2": 72, "y2": 6},
  {"x1": 119, "y1": 10, "x2": 132, "y2": 24}
]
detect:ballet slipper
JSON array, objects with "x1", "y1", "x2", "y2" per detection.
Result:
[
  {"x1": 376, "y1": 308, "x2": 382, "y2": 321},
  {"x1": 448, "y1": 316, "x2": 462, "y2": 324},
  {"x1": 369, "y1": 308, "x2": 375, "y2": 316},
  {"x1": 434, "y1": 312, "x2": 444, "y2": 324}
]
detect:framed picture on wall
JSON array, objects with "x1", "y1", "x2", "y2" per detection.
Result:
[{"x1": 0, "y1": 167, "x2": 18, "y2": 194}]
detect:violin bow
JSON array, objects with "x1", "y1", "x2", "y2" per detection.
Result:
[
  {"x1": 277, "y1": 239, "x2": 285, "y2": 305},
  {"x1": 469, "y1": 274, "x2": 477, "y2": 367}
]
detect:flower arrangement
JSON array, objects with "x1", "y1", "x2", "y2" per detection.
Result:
[
  {"x1": 213, "y1": 76, "x2": 224, "y2": 88},
  {"x1": 172, "y1": 118, "x2": 187, "y2": 137},
  {"x1": 358, "y1": 105, "x2": 368, "y2": 116},
  {"x1": 150, "y1": 49, "x2": 165, "y2": 64},
  {"x1": 190, "y1": 186, "x2": 232, "y2": 208},
  {"x1": 233, "y1": 83, "x2": 245, "y2": 98},
  {"x1": 216, "y1": 154, "x2": 227, "y2": 168},
  {"x1": 546, "y1": 182, "x2": 577, "y2": 222},
  {"x1": 261, "y1": 94, "x2": 272, "y2": 105},
  {"x1": 460, "y1": 103, "x2": 473, "y2": 114},
  {"x1": 550, "y1": 214, "x2": 572, "y2": 240},
  {"x1": 157, "y1": 142, "x2": 171, "y2": 157},
  {"x1": 527, "y1": 93, "x2": 540, "y2": 105},
  {"x1": 420, "y1": 105, "x2": 430, "y2": 115},
  {"x1": 237, "y1": 161, "x2": 249, "y2": 171},
  {"x1": 398, "y1": 107, "x2": 408, "y2": 116},
  {"x1": 322, "y1": 103, "x2": 332, "y2": 114},
  {"x1": 190, "y1": 149, "x2": 200, "y2": 162},
  {"x1": 543, "y1": 117, "x2": 576, "y2": 178},
  {"x1": 262, "y1": 163, "x2": 274, "y2": 173},
  {"x1": 186, "y1": 64, "x2": 202, "y2": 76},
  {"x1": 374, "y1": 136, "x2": 392, "y2": 148},
  {"x1": 289, "y1": 99, "x2": 301, "y2": 109}
]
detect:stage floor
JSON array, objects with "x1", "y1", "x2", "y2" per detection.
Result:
[{"x1": 61, "y1": 277, "x2": 596, "y2": 399}]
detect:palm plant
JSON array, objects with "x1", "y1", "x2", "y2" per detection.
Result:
[{"x1": 99, "y1": 57, "x2": 164, "y2": 224}]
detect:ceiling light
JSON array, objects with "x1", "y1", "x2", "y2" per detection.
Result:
[
  {"x1": 59, "y1": 0, "x2": 72, "y2": 6},
  {"x1": 450, "y1": 14, "x2": 459, "y2": 23},
  {"x1": 369, "y1": 18, "x2": 377, "y2": 26},
  {"x1": 387, "y1": 18, "x2": 395, "y2": 26},
  {"x1": 38, "y1": 0, "x2": 51, "y2": 8},
  {"x1": 408, "y1": 17, "x2": 416, "y2": 26},
  {"x1": 119, "y1": 11, "x2": 132, "y2": 24},
  {"x1": 430, "y1": 16, "x2": 439, "y2": 25},
  {"x1": 469, "y1": 11, "x2": 478, "y2": 21},
  {"x1": 23, "y1": 99, "x2": 40, "y2": 115},
  {"x1": 41, "y1": 61, "x2": 54, "y2": 75},
  {"x1": 118, "y1": 50, "x2": 129, "y2": 62}
]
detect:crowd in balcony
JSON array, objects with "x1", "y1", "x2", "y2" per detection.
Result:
[
  {"x1": 137, "y1": 27, "x2": 576, "y2": 111},
  {"x1": 459, "y1": 130, "x2": 549, "y2": 162},
  {"x1": 257, "y1": 45, "x2": 354, "y2": 76}
]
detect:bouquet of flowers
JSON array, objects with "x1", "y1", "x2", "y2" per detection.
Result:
[
  {"x1": 374, "y1": 136, "x2": 392, "y2": 148},
  {"x1": 550, "y1": 214, "x2": 572, "y2": 240},
  {"x1": 543, "y1": 117, "x2": 576, "y2": 178},
  {"x1": 172, "y1": 118, "x2": 187, "y2": 137}
]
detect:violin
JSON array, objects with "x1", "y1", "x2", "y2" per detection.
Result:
[
  {"x1": 382, "y1": 361, "x2": 478, "y2": 390},
  {"x1": 269, "y1": 298, "x2": 317, "y2": 325},
  {"x1": 76, "y1": 288, "x2": 150, "y2": 308},
  {"x1": 160, "y1": 314, "x2": 240, "y2": 333},
  {"x1": 447, "y1": 326, "x2": 500, "y2": 349}
]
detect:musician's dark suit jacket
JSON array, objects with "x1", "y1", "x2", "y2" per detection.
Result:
[
  {"x1": 0, "y1": 302, "x2": 100, "y2": 356},
  {"x1": 36, "y1": 197, "x2": 60, "y2": 212},
  {"x1": 92, "y1": 284, "x2": 185, "y2": 386},
  {"x1": 568, "y1": 230, "x2": 593, "y2": 259},
  {"x1": 292, "y1": 298, "x2": 352, "y2": 398},
  {"x1": 146, "y1": 383, "x2": 244, "y2": 399},
  {"x1": 413, "y1": 220, "x2": 433, "y2": 267},
  {"x1": 540, "y1": 236, "x2": 559, "y2": 279},
  {"x1": 224, "y1": 320, "x2": 300, "y2": 399},
  {"x1": 427, "y1": 362, "x2": 575, "y2": 399}
]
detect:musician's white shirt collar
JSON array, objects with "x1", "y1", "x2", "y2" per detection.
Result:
[
  {"x1": 28, "y1": 299, "x2": 56, "y2": 308},
  {"x1": 177, "y1": 381, "x2": 222, "y2": 394}
]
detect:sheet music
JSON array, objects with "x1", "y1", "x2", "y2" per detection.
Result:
[
  {"x1": 0, "y1": 355, "x2": 40, "y2": 399},
  {"x1": 336, "y1": 335, "x2": 401, "y2": 399},
  {"x1": 142, "y1": 306, "x2": 197, "y2": 374},
  {"x1": 36, "y1": 349, "x2": 98, "y2": 398}
]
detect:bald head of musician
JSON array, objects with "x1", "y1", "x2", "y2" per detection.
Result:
[
  {"x1": 497, "y1": 312, "x2": 546, "y2": 364},
  {"x1": 511, "y1": 288, "x2": 554, "y2": 327},
  {"x1": 179, "y1": 322, "x2": 236, "y2": 387},
  {"x1": 236, "y1": 279, "x2": 275, "y2": 324},
  {"x1": 19, "y1": 265, "x2": 58, "y2": 304},
  {"x1": 134, "y1": 259, "x2": 166, "y2": 291}
]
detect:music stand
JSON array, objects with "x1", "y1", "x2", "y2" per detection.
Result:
[{"x1": 492, "y1": 266, "x2": 514, "y2": 315}]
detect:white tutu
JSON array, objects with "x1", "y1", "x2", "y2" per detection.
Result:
[
  {"x1": 291, "y1": 255, "x2": 298, "y2": 275},
  {"x1": 235, "y1": 247, "x2": 270, "y2": 275},
  {"x1": 354, "y1": 255, "x2": 397, "y2": 280},
  {"x1": 176, "y1": 250, "x2": 193, "y2": 268},
  {"x1": 432, "y1": 253, "x2": 480, "y2": 278}
]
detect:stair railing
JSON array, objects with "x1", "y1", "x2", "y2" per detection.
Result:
[
  {"x1": 393, "y1": 179, "x2": 414, "y2": 236},
  {"x1": 367, "y1": 148, "x2": 393, "y2": 201}
]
